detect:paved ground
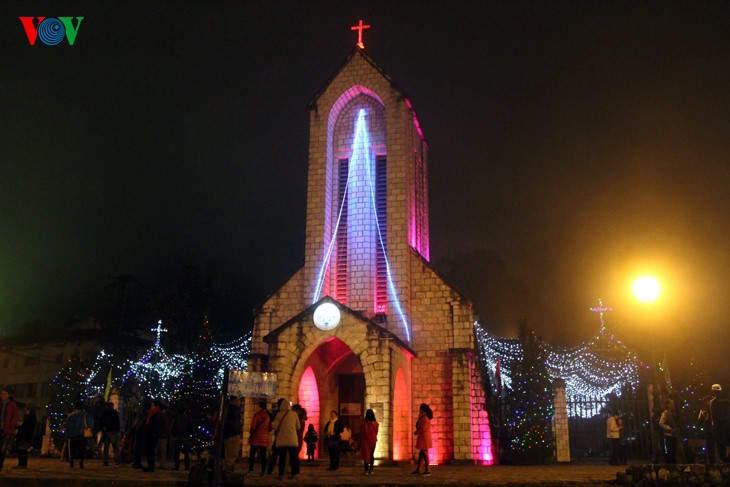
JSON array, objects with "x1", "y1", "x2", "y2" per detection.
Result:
[
  {"x1": 0, "y1": 457, "x2": 629, "y2": 486},
  {"x1": 243, "y1": 460, "x2": 625, "y2": 486}
]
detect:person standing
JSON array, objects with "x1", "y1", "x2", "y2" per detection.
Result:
[
  {"x1": 361, "y1": 409, "x2": 379, "y2": 475},
  {"x1": 247, "y1": 401, "x2": 270, "y2": 475},
  {"x1": 616, "y1": 417, "x2": 627, "y2": 465},
  {"x1": 271, "y1": 399, "x2": 300, "y2": 480},
  {"x1": 292, "y1": 404, "x2": 307, "y2": 454},
  {"x1": 606, "y1": 410, "x2": 622, "y2": 465},
  {"x1": 323, "y1": 410, "x2": 343, "y2": 471},
  {"x1": 171, "y1": 406, "x2": 193, "y2": 471},
  {"x1": 131, "y1": 404, "x2": 150, "y2": 469},
  {"x1": 223, "y1": 396, "x2": 243, "y2": 467},
  {"x1": 413, "y1": 403, "x2": 433, "y2": 476},
  {"x1": 66, "y1": 401, "x2": 93, "y2": 469},
  {"x1": 142, "y1": 400, "x2": 163, "y2": 472},
  {"x1": 709, "y1": 384, "x2": 728, "y2": 463},
  {"x1": 157, "y1": 402, "x2": 172, "y2": 469},
  {"x1": 0, "y1": 389, "x2": 18, "y2": 471},
  {"x1": 99, "y1": 402, "x2": 121, "y2": 466},
  {"x1": 659, "y1": 399, "x2": 678, "y2": 464},
  {"x1": 14, "y1": 406, "x2": 36, "y2": 469},
  {"x1": 303, "y1": 424, "x2": 318, "y2": 462}
]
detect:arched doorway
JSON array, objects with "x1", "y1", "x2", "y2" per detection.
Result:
[{"x1": 297, "y1": 337, "x2": 365, "y2": 458}]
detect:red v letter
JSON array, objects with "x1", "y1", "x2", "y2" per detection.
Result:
[{"x1": 19, "y1": 17, "x2": 45, "y2": 46}]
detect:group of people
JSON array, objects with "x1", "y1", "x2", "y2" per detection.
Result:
[
  {"x1": 0, "y1": 388, "x2": 34, "y2": 472},
  {"x1": 247, "y1": 400, "x2": 434, "y2": 478},
  {"x1": 608, "y1": 383, "x2": 729, "y2": 465}
]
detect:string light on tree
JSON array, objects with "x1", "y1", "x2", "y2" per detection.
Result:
[{"x1": 474, "y1": 300, "x2": 640, "y2": 416}]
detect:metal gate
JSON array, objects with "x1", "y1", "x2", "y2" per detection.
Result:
[{"x1": 567, "y1": 394, "x2": 652, "y2": 461}]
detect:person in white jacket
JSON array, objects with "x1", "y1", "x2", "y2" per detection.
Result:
[
  {"x1": 606, "y1": 410, "x2": 622, "y2": 465},
  {"x1": 271, "y1": 399, "x2": 301, "y2": 480}
]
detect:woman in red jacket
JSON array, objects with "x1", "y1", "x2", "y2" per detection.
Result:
[
  {"x1": 247, "y1": 401, "x2": 271, "y2": 475},
  {"x1": 360, "y1": 409, "x2": 379, "y2": 475},
  {"x1": 412, "y1": 403, "x2": 433, "y2": 476}
]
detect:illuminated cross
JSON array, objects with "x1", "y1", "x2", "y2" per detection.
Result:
[
  {"x1": 151, "y1": 320, "x2": 168, "y2": 344},
  {"x1": 351, "y1": 19, "x2": 370, "y2": 49},
  {"x1": 590, "y1": 299, "x2": 613, "y2": 327}
]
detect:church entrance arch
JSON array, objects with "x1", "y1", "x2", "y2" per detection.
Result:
[{"x1": 297, "y1": 337, "x2": 365, "y2": 458}]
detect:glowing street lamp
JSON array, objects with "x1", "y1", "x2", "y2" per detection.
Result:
[
  {"x1": 633, "y1": 276, "x2": 661, "y2": 303},
  {"x1": 632, "y1": 275, "x2": 661, "y2": 463}
]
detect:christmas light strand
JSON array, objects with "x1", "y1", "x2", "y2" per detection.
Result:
[{"x1": 475, "y1": 318, "x2": 640, "y2": 410}]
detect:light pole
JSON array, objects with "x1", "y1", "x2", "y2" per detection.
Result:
[{"x1": 632, "y1": 276, "x2": 661, "y2": 463}]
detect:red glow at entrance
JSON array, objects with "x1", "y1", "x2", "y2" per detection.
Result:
[
  {"x1": 392, "y1": 367, "x2": 409, "y2": 460},
  {"x1": 298, "y1": 366, "x2": 320, "y2": 460}
]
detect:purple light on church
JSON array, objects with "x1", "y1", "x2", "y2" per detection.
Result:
[{"x1": 313, "y1": 108, "x2": 411, "y2": 342}]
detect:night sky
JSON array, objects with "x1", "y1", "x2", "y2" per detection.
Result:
[{"x1": 2, "y1": 2, "x2": 729, "y2": 383}]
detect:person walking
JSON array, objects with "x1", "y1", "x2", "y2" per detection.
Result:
[
  {"x1": 271, "y1": 398, "x2": 300, "y2": 480},
  {"x1": 99, "y1": 402, "x2": 121, "y2": 466},
  {"x1": 66, "y1": 401, "x2": 93, "y2": 469},
  {"x1": 361, "y1": 409, "x2": 379, "y2": 475},
  {"x1": 412, "y1": 403, "x2": 433, "y2": 476},
  {"x1": 0, "y1": 389, "x2": 19, "y2": 471},
  {"x1": 14, "y1": 406, "x2": 36, "y2": 469},
  {"x1": 659, "y1": 399, "x2": 678, "y2": 464},
  {"x1": 223, "y1": 396, "x2": 243, "y2": 467},
  {"x1": 606, "y1": 410, "x2": 622, "y2": 465},
  {"x1": 323, "y1": 410, "x2": 343, "y2": 471},
  {"x1": 247, "y1": 401, "x2": 270, "y2": 475}
]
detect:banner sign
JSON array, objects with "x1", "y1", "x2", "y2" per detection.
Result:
[{"x1": 229, "y1": 370, "x2": 277, "y2": 398}]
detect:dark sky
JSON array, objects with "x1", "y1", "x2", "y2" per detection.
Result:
[{"x1": 2, "y1": 1, "x2": 729, "y2": 382}]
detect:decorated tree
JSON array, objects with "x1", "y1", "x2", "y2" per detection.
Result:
[
  {"x1": 505, "y1": 319, "x2": 554, "y2": 464},
  {"x1": 172, "y1": 316, "x2": 223, "y2": 451},
  {"x1": 47, "y1": 355, "x2": 93, "y2": 450}
]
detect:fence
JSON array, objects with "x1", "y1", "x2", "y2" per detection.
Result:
[{"x1": 567, "y1": 394, "x2": 652, "y2": 461}]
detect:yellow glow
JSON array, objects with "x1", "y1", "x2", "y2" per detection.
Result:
[{"x1": 632, "y1": 276, "x2": 661, "y2": 303}]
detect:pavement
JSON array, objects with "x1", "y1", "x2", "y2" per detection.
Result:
[{"x1": 0, "y1": 457, "x2": 630, "y2": 486}]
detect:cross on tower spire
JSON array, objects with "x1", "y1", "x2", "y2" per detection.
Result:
[
  {"x1": 590, "y1": 299, "x2": 613, "y2": 327},
  {"x1": 151, "y1": 319, "x2": 168, "y2": 344},
  {"x1": 351, "y1": 19, "x2": 370, "y2": 49}
]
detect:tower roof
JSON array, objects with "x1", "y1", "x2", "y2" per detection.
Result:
[{"x1": 306, "y1": 48, "x2": 410, "y2": 112}]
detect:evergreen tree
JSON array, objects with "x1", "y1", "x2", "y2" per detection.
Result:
[
  {"x1": 505, "y1": 319, "x2": 554, "y2": 464},
  {"x1": 675, "y1": 356, "x2": 708, "y2": 441},
  {"x1": 47, "y1": 355, "x2": 92, "y2": 450},
  {"x1": 172, "y1": 316, "x2": 222, "y2": 451}
]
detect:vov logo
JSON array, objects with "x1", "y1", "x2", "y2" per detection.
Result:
[{"x1": 19, "y1": 17, "x2": 84, "y2": 46}]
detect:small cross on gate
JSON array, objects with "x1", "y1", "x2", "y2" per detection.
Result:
[
  {"x1": 351, "y1": 19, "x2": 371, "y2": 49},
  {"x1": 151, "y1": 320, "x2": 168, "y2": 344}
]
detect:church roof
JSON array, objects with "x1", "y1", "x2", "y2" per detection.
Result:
[
  {"x1": 306, "y1": 48, "x2": 410, "y2": 111},
  {"x1": 263, "y1": 295, "x2": 416, "y2": 356}
]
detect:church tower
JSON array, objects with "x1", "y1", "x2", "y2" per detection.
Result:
[
  {"x1": 244, "y1": 30, "x2": 493, "y2": 466},
  {"x1": 303, "y1": 50, "x2": 429, "y2": 344}
]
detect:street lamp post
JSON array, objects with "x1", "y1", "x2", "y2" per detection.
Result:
[{"x1": 633, "y1": 276, "x2": 661, "y2": 463}]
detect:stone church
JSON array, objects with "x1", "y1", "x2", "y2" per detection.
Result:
[{"x1": 243, "y1": 46, "x2": 493, "y2": 465}]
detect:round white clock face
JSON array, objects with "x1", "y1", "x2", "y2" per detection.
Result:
[{"x1": 313, "y1": 303, "x2": 341, "y2": 331}]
